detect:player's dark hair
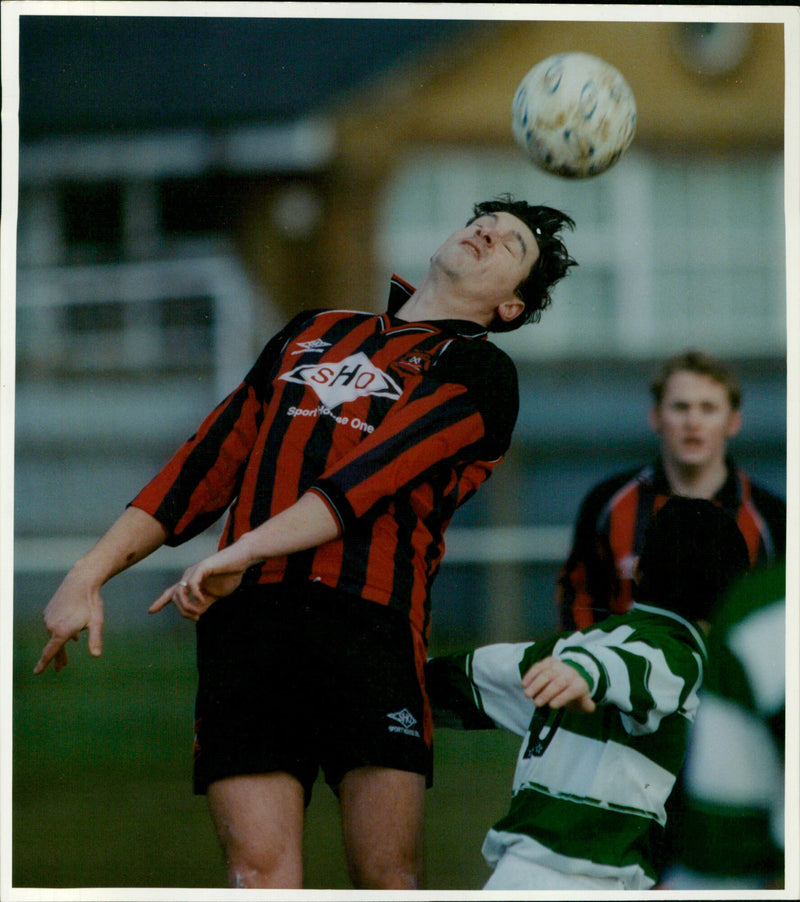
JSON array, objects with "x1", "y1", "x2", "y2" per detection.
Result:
[
  {"x1": 634, "y1": 497, "x2": 750, "y2": 623},
  {"x1": 650, "y1": 349, "x2": 742, "y2": 410},
  {"x1": 468, "y1": 194, "x2": 577, "y2": 332}
]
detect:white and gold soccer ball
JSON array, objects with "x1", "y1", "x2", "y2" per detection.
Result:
[{"x1": 511, "y1": 52, "x2": 637, "y2": 178}]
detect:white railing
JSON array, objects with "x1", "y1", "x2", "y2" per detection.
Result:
[
  {"x1": 16, "y1": 250, "x2": 276, "y2": 401},
  {"x1": 13, "y1": 526, "x2": 572, "y2": 574}
]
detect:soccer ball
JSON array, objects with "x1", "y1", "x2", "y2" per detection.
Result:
[{"x1": 511, "y1": 52, "x2": 637, "y2": 178}]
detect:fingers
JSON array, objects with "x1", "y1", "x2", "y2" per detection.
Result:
[
  {"x1": 34, "y1": 575, "x2": 107, "y2": 675},
  {"x1": 151, "y1": 558, "x2": 238, "y2": 623},
  {"x1": 87, "y1": 610, "x2": 104, "y2": 658},
  {"x1": 522, "y1": 656, "x2": 592, "y2": 711},
  {"x1": 529, "y1": 679, "x2": 575, "y2": 709},
  {"x1": 573, "y1": 694, "x2": 596, "y2": 714},
  {"x1": 34, "y1": 635, "x2": 67, "y2": 675},
  {"x1": 53, "y1": 646, "x2": 69, "y2": 673},
  {"x1": 521, "y1": 656, "x2": 556, "y2": 694},
  {"x1": 149, "y1": 578, "x2": 207, "y2": 622},
  {"x1": 34, "y1": 630, "x2": 81, "y2": 675},
  {"x1": 185, "y1": 571, "x2": 214, "y2": 607},
  {"x1": 148, "y1": 584, "x2": 177, "y2": 614}
]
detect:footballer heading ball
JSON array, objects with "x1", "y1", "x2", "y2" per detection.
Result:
[{"x1": 512, "y1": 52, "x2": 637, "y2": 178}]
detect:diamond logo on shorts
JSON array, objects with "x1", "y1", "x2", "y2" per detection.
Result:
[{"x1": 387, "y1": 708, "x2": 420, "y2": 737}]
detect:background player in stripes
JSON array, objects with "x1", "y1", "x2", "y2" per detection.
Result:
[
  {"x1": 554, "y1": 349, "x2": 785, "y2": 878},
  {"x1": 557, "y1": 348, "x2": 785, "y2": 632}
]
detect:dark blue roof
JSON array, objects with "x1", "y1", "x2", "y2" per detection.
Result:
[{"x1": 18, "y1": 14, "x2": 481, "y2": 137}]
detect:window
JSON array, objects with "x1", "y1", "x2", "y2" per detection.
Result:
[
  {"x1": 61, "y1": 181, "x2": 123, "y2": 262},
  {"x1": 159, "y1": 176, "x2": 235, "y2": 236},
  {"x1": 377, "y1": 148, "x2": 785, "y2": 358}
]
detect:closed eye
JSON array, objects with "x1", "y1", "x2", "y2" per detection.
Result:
[{"x1": 511, "y1": 242, "x2": 527, "y2": 261}]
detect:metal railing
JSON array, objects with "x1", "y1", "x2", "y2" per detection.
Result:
[
  {"x1": 13, "y1": 525, "x2": 573, "y2": 575},
  {"x1": 16, "y1": 249, "x2": 271, "y2": 401}
]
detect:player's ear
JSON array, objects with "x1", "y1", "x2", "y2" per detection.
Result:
[
  {"x1": 726, "y1": 407, "x2": 742, "y2": 439},
  {"x1": 648, "y1": 405, "x2": 661, "y2": 434},
  {"x1": 496, "y1": 297, "x2": 525, "y2": 324}
]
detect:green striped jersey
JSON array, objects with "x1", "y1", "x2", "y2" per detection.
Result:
[{"x1": 426, "y1": 604, "x2": 707, "y2": 889}]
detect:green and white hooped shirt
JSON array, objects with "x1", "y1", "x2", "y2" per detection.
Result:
[{"x1": 426, "y1": 604, "x2": 707, "y2": 890}]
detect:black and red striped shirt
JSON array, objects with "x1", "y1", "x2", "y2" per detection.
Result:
[
  {"x1": 131, "y1": 277, "x2": 519, "y2": 641},
  {"x1": 557, "y1": 459, "x2": 786, "y2": 630}
]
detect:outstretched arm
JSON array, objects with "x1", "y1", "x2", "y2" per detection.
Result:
[
  {"x1": 149, "y1": 491, "x2": 340, "y2": 621},
  {"x1": 426, "y1": 643, "x2": 542, "y2": 736},
  {"x1": 34, "y1": 506, "x2": 168, "y2": 674}
]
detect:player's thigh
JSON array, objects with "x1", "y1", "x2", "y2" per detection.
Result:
[
  {"x1": 338, "y1": 765, "x2": 426, "y2": 889},
  {"x1": 207, "y1": 772, "x2": 305, "y2": 885}
]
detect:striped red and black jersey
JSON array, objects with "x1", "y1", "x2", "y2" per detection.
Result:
[
  {"x1": 130, "y1": 276, "x2": 519, "y2": 640},
  {"x1": 557, "y1": 458, "x2": 786, "y2": 631}
]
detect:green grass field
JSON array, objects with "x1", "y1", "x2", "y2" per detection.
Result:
[{"x1": 13, "y1": 619, "x2": 520, "y2": 891}]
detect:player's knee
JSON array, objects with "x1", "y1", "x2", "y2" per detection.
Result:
[
  {"x1": 226, "y1": 861, "x2": 267, "y2": 889},
  {"x1": 218, "y1": 829, "x2": 301, "y2": 888},
  {"x1": 207, "y1": 773, "x2": 305, "y2": 888},
  {"x1": 348, "y1": 847, "x2": 422, "y2": 890},
  {"x1": 223, "y1": 844, "x2": 301, "y2": 889},
  {"x1": 351, "y1": 864, "x2": 420, "y2": 890}
]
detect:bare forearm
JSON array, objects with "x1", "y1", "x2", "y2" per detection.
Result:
[
  {"x1": 150, "y1": 492, "x2": 341, "y2": 620},
  {"x1": 71, "y1": 506, "x2": 168, "y2": 587},
  {"x1": 225, "y1": 491, "x2": 340, "y2": 570}
]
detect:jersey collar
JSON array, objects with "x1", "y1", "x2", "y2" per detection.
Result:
[
  {"x1": 651, "y1": 455, "x2": 743, "y2": 507},
  {"x1": 385, "y1": 274, "x2": 489, "y2": 338}
]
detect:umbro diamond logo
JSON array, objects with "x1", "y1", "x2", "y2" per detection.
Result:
[
  {"x1": 280, "y1": 352, "x2": 403, "y2": 408},
  {"x1": 388, "y1": 708, "x2": 417, "y2": 729},
  {"x1": 291, "y1": 338, "x2": 331, "y2": 355},
  {"x1": 387, "y1": 708, "x2": 420, "y2": 737}
]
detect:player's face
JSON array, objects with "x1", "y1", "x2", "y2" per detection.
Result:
[
  {"x1": 649, "y1": 371, "x2": 742, "y2": 472},
  {"x1": 431, "y1": 212, "x2": 539, "y2": 321}
]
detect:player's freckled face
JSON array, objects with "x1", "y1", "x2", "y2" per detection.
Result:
[{"x1": 432, "y1": 212, "x2": 539, "y2": 306}]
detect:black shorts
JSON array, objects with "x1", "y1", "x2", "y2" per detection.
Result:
[{"x1": 192, "y1": 581, "x2": 433, "y2": 804}]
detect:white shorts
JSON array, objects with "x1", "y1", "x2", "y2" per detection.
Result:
[{"x1": 483, "y1": 848, "x2": 628, "y2": 892}]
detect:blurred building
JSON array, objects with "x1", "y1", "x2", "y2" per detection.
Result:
[{"x1": 13, "y1": 14, "x2": 787, "y2": 645}]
